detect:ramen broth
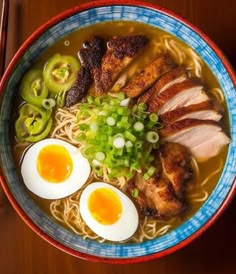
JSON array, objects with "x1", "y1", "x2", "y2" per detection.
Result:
[{"x1": 12, "y1": 21, "x2": 229, "y2": 242}]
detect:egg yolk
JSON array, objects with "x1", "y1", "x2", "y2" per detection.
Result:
[
  {"x1": 88, "y1": 188, "x2": 122, "y2": 225},
  {"x1": 37, "y1": 144, "x2": 73, "y2": 183}
]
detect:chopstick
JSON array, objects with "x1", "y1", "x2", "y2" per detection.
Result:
[
  {"x1": 0, "y1": 0, "x2": 9, "y2": 79},
  {"x1": 0, "y1": 0, "x2": 9, "y2": 208}
]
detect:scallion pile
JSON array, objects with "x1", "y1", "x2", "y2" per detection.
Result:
[{"x1": 76, "y1": 93, "x2": 162, "y2": 179}]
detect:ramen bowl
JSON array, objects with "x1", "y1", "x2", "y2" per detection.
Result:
[{"x1": 0, "y1": 0, "x2": 235, "y2": 263}]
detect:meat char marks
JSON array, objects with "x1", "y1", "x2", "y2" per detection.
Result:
[
  {"x1": 65, "y1": 66, "x2": 92, "y2": 107},
  {"x1": 159, "y1": 142, "x2": 193, "y2": 198},
  {"x1": 65, "y1": 36, "x2": 105, "y2": 106},
  {"x1": 122, "y1": 54, "x2": 174, "y2": 98},
  {"x1": 128, "y1": 176, "x2": 185, "y2": 219},
  {"x1": 65, "y1": 35, "x2": 148, "y2": 105},
  {"x1": 138, "y1": 66, "x2": 187, "y2": 103},
  {"x1": 134, "y1": 55, "x2": 230, "y2": 161},
  {"x1": 128, "y1": 142, "x2": 193, "y2": 219},
  {"x1": 95, "y1": 35, "x2": 148, "y2": 94}
]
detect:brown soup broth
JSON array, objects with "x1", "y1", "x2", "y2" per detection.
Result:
[{"x1": 12, "y1": 21, "x2": 230, "y2": 238}]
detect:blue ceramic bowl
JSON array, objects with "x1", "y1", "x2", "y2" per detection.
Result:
[{"x1": 0, "y1": 1, "x2": 235, "y2": 263}]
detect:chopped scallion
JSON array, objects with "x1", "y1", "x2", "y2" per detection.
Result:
[
  {"x1": 146, "y1": 166, "x2": 156, "y2": 176},
  {"x1": 132, "y1": 188, "x2": 139, "y2": 198},
  {"x1": 95, "y1": 152, "x2": 105, "y2": 161},
  {"x1": 90, "y1": 123, "x2": 98, "y2": 132},
  {"x1": 146, "y1": 131, "x2": 159, "y2": 143},
  {"x1": 106, "y1": 116, "x2": 116, "y2": 126},
  {"x1": 120, "y1": 97, "x2": 130, "y2": 107},
  {"x1": 125, "y1": 140, "x2": 133, "y2": 148},
  {"x1": 75, "y1": 92, "x2": 161, "y2": 179},
  {"x1": 124, "y1": 131, "x2": 136, "y2": 142},
  {"x1": 149, "y1": 113, "x2": 158, "y2": 122},
  {"x1": 113, "y1": 137, "x2": 125, "y2": 149},
  {"x1": 133, "y1": 121, "x2": 144, "y2": 131}
]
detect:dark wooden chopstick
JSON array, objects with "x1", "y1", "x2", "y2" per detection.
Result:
[
  {"x1": 0, "y1": 0, "x2": 9, "y2": 79},
  {"x1": 0, "y1": 0, "x2": 9, "y2": 208}
]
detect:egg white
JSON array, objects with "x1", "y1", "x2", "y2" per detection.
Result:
[
  {"x1": 21, "y1": 138, "x2": 91, "y2": 199},
  {"x1": 79, "y1": 182, "x2": 139, "y2": 242}
]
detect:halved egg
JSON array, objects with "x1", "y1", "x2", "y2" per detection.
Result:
[
  {"x1": 79, "y1": 182, "x2": 139, "y2": 242},
  {"x1": 21, "y1": 138, "x2": 91, "y2": 199}
]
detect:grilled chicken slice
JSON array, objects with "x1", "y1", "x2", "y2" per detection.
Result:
[
  {"x1": 128, "y1": 181, "x2": 159, "y2": 218},
  {"x1": 123, "y1": 54, "x2": 174, "y2": 98},
  {"x1": 128, "y1": 174, "x2": 186, "y2": 219},
  {"x1": 160, "y1": 119, "x2": 230, "y2": 161},
  {"x1": 160, "y1": 100, "x2": 222, "y2": 124},
  {"x1": 155, "y1": 66, "x2": 188, "y2": 94},
  {"x1": 159, "y1": 142, "x2": 193, "y2": 198},
  {"x1": 138, "y1": 66, "x2": 187, "y2": 103},
  {"x1": 95, "y1": 35, "x2": 148, "y2": 93},
  {"x1": 148, "y1": 79, "x2": 208, "y2": 113}
]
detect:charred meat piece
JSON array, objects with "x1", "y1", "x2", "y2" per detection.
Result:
[
  {"x1": 79, "y1": 36, "x2": 106, "y2": 96},
  {"x1": 128, "y1": 173, "x2": 186, "y2": 219},
  {"x1": 148, "y1": 79, "x2": 208, "y2": 114},
  {"x1": 147, "y1": 176, "x2": 186, "y2": 218},
  {"x1": 79, "y1": 36, "x2": 106, "y2": 69},
  {"x1": 137, "y1": 84, "x2": 155, "y2": 104},
  {"x1": 123, "y1": 55, "x2": 174, "y2": 98},
  {"x1": 65, "y1": 66, "x2": 92, "y2": 107},
  {"x1": 160, "y1": 119, "x2": 230, "y2": 161},
  {"x1": 152, "y1": 66, "x2": 188, "y2": 94},
  {"x1": 159, "y1": 142, "x2": 193, "y2": 198},
  {"x1": 138, "y1": 66, "x2": 187, "y2": 104},
  {"x1": 65, "y1": 36, "x2": 106, "y2": 106},
  {"x1": 95, "y1": 35, "x2": 148, "y2": 93},
  {"x1": 128, "y1": 180, "x2": 159, "y2": 218},
  {"x1": 160, "y1": 100, "x2": 222, "y2": 124}
]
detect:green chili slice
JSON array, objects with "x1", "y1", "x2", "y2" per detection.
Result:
[
  {"x1": 43, "y1": 54, "x2": 80, "y2": 93},
  {"x1": 19, "y1": 69, "x2": 48, "y2": 106},
  {"x1": 15, "y1": 103, "x2": 52, "y2": 143}
]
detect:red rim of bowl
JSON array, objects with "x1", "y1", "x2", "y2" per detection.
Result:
[{"x1": 0, "y1": 0, "x2": 235, "y2": 264}]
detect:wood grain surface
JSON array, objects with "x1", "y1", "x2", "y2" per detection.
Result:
[{"x1": 0, "y1": 0, "x2": 235, "y2": 273}]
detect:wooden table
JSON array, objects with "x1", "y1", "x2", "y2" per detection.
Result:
[{"x1": 0, "y1": 0, "x2": 235, "y2": 273}]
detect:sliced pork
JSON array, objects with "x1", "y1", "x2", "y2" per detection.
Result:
[
  {"x1": 160, "y1": 119, "x2": 230, "y2": 161},
  {"x1": 95, "y1": 35, "x2": 148, "y2": 93},
  {"x1": 123, "y1": 54, "x2": 174, "y2": 98},
  {"x1": 160, "y1": 100, "x2": 222, "y2": 124}
]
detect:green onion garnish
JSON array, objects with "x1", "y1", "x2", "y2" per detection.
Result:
[
  {"x1": 146, "y1": 131, "x2": 159, "y2": 143},
  {"x1": 75, "y1": 92, "x2": 162, "y2": 179},
  {"x1": 132, "y1": 188, "x2": 139, "y2": 198}
]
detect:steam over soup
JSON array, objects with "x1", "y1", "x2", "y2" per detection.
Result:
[{"x1": 12, "y1": 21, "x2": 230, "y2": 243}]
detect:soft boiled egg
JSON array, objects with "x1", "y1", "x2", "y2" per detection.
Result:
[
  {"x1": 79, "y1": 182, "x2": 139, "y2": 242},
  {"x1": 21, "y1": 138, "x2": 91, "y2": 199}
]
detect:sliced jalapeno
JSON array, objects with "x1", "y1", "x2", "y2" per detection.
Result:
[
  {"x1": 15, "y1": 103, "x2": 52, "y2": 143},
  {"x1": 43, "y1": 54, "x2": 80, "y2": 93},
  {"x1": 20, "y1": 69, "x2": 48, "y2": 106}
]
